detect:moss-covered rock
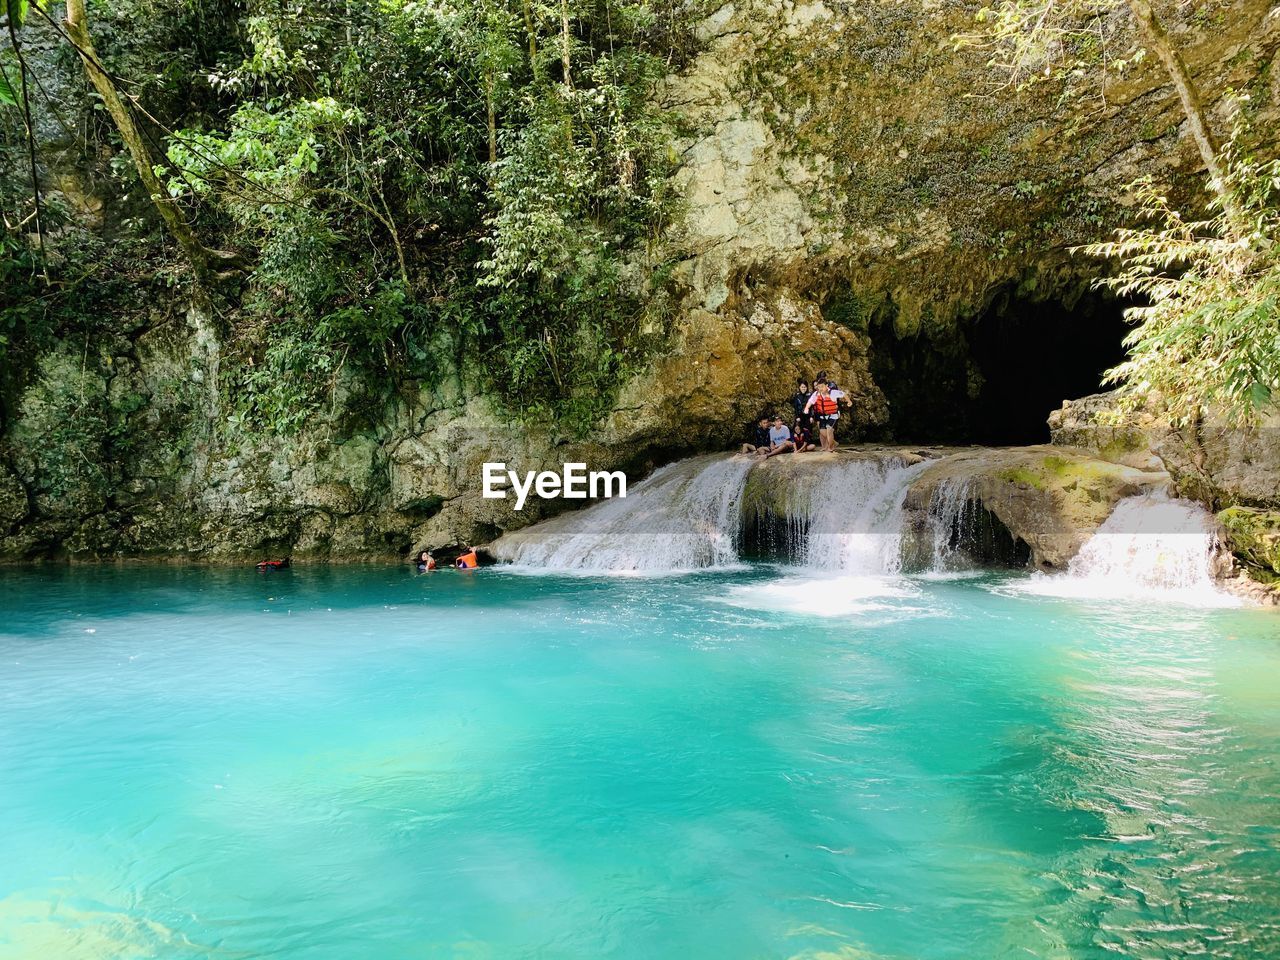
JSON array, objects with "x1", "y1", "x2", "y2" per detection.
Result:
[
  {"x1": 903, "y1": 446, "x2": 1165, "y2": 568},
  {"x1": 1218, "y1": 506, "x2": 1280, "y2": 578},
  {"x1": 1047, "y1": 391, "x2": 1165, "y2": 469},
  {"x1": 1156, "y1": 407, "x2": 1280, "y2": 511}
]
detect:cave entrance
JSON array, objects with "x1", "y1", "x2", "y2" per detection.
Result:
[{"x1": 865, "y1": 282, "x2": 1131, "y2": 445}]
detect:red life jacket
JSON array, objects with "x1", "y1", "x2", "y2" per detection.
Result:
[{"x1": 812, "y1": 394, "x2": 839, "y2": 416}]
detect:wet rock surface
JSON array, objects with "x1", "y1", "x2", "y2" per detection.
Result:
[{"x1": 901, "y1": 446, "x2": 1166, "y2": 569}]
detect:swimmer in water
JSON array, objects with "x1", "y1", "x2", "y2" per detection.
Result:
[
  {"x1": 417, "y1": 550, "x2": 437, "y2": 571},
  {"x1": 455, "y1": 546, "x2": 479, "y2": 569}
]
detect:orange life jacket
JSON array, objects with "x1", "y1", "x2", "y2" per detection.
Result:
[
  {"x1": 456, "y1": 551, "x2": 478, "y2": 569},
  {"x1": 812, "y1": 394, "x2": 839, "y2": 416}
]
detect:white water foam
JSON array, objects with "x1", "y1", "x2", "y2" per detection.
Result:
[
  {"x1": 491, "y1": 454, "x2": 754, "y2": 573},
  {"x1": 794, "y1": 458, "x2": 930, "y2": 575},
  {"x1": 1006, "y1": 493, "x2": 1239, "y2": 607},
  {"x1": 718, "y1": 573, "x2": 922, "y2": 619}
]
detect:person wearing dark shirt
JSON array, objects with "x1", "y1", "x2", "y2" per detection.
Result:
[
  {"x1": 791, "y1": 379, "x2": 813, "y2": 431},
  {"x1": 741, "y1": 415, "x2": 771, "y2": 454},
  {"x1": 759, "y1": 416, "x2": 795, "y2": 458}
]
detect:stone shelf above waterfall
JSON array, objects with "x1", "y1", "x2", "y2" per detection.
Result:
[
  {"x1": 901, "y1": 446, "x2": 1167, "y2": 570},
  {"x1": 488, "y1": 445, "x2": 1172, "y2": 574}
]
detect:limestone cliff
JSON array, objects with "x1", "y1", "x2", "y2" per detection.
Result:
[{"x1": 3, "y1": 0, "x2": 1279, "y2": 561}]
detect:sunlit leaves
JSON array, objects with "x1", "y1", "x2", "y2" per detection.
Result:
[
  {"x1": 6, "y1": 0, "x2": 28, "y2": 28},
  {"x1": 1083, "y1": 133, "x2": 1280, "y2": 425}
]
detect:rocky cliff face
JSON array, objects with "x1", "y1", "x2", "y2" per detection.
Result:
[
  {"x1": 667, "y1": 0, "x2": 1278, "y2": 320},
  {"x1": 3, "y1": 0, "x2": 1278, "y2": 561}
]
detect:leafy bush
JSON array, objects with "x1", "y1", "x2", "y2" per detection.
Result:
[
  {"x1": 1086, "y1": 132, "x2": 1280, "y2": 425},
  {"x1": 158, "y1": 0, "x2": 691, "y2": 435}
]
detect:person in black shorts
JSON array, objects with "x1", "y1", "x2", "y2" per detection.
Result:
[{"x1": 804, "y1": 380, "x2": 840, "y2": 452}]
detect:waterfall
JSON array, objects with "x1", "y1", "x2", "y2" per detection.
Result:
[
  {"x1": 491, "y1": 451, "x2": 1234, "y2": 601},
  {"x1": 492, "y1": 452, "x2": 926, "y2": 575},
  {"x1": 1067, "y1": 494, "x2": 1224, "y2": 591},
  {"x1": 490, "y1": 454, "x2": 754, "y2": 572},
  {"x1": 1019, "y1": 493, "x2": 1235, "y2": 604},
  {"x1": 924, "y1": 476, "x2": 978, "y2": 572},
  {"x1": 794, "y1": 458, "x2": 930, "y2": 575}
]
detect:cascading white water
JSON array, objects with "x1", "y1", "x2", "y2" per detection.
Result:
[
  {"x1": 492, "y1": 451, "x2": 1234, "y2": 603},
  {"x1": 1067, "y1": 493, "x2": 1224, "y2": 590},
  {"x1": 794, "y1": 458, "x2": 930, "y2": 574},
  {"x1": 491, "y1": 453, "x2": 754, "y2": 572},
  {"x1": 1018, "y1": 492, "x2": 1236, "y2": 605},
  {"x1": 924, "y1": 476, "x2": 979, "y2": 572}
]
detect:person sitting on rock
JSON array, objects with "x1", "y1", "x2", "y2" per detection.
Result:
[
  {"x1": 741, "y1": 415, "x2": 771, "y2": 454},
  {"x1": 758, "y1": 415, "x2": 796, "y2": 458},
  {"x1": 791, "y1": 420, "x2": 816, "y2": 453}
]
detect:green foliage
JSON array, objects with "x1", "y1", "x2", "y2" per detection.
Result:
[
  {"x1": 9, "y1": 351, "x2": 112, "y2": 506},
  {"x1": 1218, "y1": 505, "x2": 1280, "y2": 577},
  {"x1": 159, "y1": 0, "x2": 691, "y2": 435},
  {"x1": 226, "y1": 280, "x2": 430, "y2": 433},
  {"x1": 5, "y1": 0, "x2": 27, "y2": 29},
  {"x1": 1085, "y1": 135, "x2": 1280, "y2": 425},
  {"x1": 476, "y1": 49, "x2": 680, "y2": 426},
  {"x1": 0, "y1": 231, "x2": 43, "y2": 358}
]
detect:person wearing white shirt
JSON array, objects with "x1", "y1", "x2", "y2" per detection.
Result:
[{"x1": 803, "y1": 380, "x2": 841, "y2": 452}]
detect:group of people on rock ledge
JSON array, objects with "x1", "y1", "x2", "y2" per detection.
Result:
[{"x1": 740, "y1": 374, "x2": 851, "y2": 458}]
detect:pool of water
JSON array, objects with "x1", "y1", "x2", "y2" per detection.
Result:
[{"x1": 1, "y1": 565, "x2": 1277, "y2": 959}]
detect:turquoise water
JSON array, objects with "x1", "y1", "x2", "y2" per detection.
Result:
[{"x1": 1, "y1": 566, "x2": 1278, "y2": 959}]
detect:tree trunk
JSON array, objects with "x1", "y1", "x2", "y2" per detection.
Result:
[
  {"x1": 523, "y1": 0, "x2": 537, "y2": 63},
  {"x1": 63, "y1": 0, "x2": 237, "y2": 281},
  {"x1": 486, "y1": 74, "x2": 498, "y2": 164},
  {"x1": 559, "y1": 0, "x2": 573, "y2": 89},
  {"x1": 1125, "y1": 0, "x2": 1249, "y2": 241},
  {"x1": 6, "y1": 18, "x2": 46, "y2": 274}
]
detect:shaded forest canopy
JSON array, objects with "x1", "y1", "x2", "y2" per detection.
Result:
[{"x1": 2, "y1": 0, "x2": 703, "y2": 433}]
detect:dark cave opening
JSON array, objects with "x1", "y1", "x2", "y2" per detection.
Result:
[
  {"x1": 866, "y1": 283, "x2": 1131, "y2": 445},
  {"x1": 739, "y1": 507, "x2": 800, "y2": 562},
  {"x1": 934, "y1": 500, "x2": 1033, "y2": 570}
]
